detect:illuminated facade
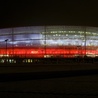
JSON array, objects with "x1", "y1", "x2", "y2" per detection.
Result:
[{"x1": 0, "y1": 26, "x2": 98, "y2": 59}]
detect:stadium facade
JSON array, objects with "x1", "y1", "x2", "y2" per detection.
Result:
[{"x1": 0, "y1": 26, "x2": 98, "y2": 63}]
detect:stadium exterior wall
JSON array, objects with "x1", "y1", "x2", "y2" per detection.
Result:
[{"x1": 0, "y1": 26, "x2": 98, "y2": 62}]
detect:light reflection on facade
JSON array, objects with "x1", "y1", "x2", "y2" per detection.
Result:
[{"x1": 0, "y1": 26, "x2": 98, "y2": 58}]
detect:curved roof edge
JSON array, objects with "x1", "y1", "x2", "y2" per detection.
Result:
[{"x1": 0, "y1": 25, "x2": 98, "y2": 30}]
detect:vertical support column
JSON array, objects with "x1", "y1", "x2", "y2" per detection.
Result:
[
  {"x1": 12, "y1": 28, "x2": 14, "y2": 57},
  {"x1": 44, "y1": 26, "x2": 46, "y2": 57},
  {"x1": 84, "y1": 27, "x2": 86, "y2": 57},
  {"x1": 5, "y1": 39, "x2": 8, "y2": 57}
]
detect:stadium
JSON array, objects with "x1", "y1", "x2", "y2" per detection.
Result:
[{"x1": 0, "y1": 26, "x2": 98, "y2": 63}]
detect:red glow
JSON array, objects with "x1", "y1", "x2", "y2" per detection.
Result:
[{"x1": 0, "y1": 46, "x2": 98, "y2": 58}]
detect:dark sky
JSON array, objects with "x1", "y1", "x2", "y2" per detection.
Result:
[{"x1": 0, "y1": 0, "x2": 98, "y2": 28}]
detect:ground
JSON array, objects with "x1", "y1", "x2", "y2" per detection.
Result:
[{"x1": 0, "y1": 63, "x2": 98, "y2": 97}]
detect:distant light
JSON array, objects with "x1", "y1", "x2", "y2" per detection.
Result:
[{"x1": 31, "y1": 51, "x2": 38, "y2": 54}]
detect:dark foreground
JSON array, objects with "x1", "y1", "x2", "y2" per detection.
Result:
[{"x1": 0, "y1": 66, "x2": 98, "y2": 98}]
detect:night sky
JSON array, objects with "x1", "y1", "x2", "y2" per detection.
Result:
[{"x1": 0, "y1": 0, "x2": 98, "y2": 28}]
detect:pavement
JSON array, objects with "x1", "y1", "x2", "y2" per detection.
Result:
[{"x1": 0, "y1": 63, "x2": 98, "y2": 97}]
